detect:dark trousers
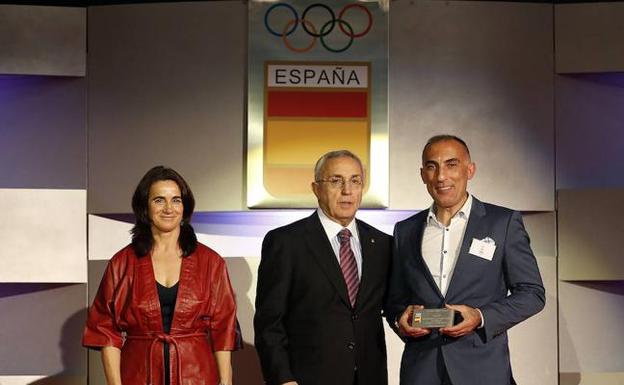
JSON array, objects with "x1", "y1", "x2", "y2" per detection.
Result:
[{"x1": 437, "y1": 348, "x2": 453, "y2": 385}]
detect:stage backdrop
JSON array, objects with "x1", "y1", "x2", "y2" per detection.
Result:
[{"x1": 247, "y1": 0, "x2": 389, "y2": 208}]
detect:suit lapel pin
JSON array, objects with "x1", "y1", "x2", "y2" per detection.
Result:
[{"x1": 371, "y1": 238, "x2": 375, "y2": 243}]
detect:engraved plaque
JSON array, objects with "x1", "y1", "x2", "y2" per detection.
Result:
[{"x1": 411, "y1": 308, "x2": 456, "y2": 328}]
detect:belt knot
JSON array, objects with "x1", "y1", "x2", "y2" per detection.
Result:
[{"x1": 156, "y1": 334, "x2": 175, "y2": 344}]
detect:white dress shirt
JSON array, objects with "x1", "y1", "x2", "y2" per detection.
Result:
[
  {"x1": 421, "y1": 195, "x2": 473, "y2": 296},
  {"x1": 317, "y1": 208, "x2": 363, "y2": 278}
]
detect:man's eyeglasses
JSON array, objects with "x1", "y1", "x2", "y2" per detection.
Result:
[{"x1": 315, "y1": 176, "x2": 364, "y2": 189}]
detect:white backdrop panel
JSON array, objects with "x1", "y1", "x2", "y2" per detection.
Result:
[
  {"x1": 88, "y1": 215, "x2": 132, "y2": 261},
  {"x1": 0, "y1": 189, "x2": 86, "y2": 282},
  {"x1": 559, "y1": 281, "x2": 624, "y2": 373},
  {"x1": 509, "y1": 256, "x2": 558, "y2": 385}
]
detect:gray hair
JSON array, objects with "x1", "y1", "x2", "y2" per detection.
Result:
[
  {"x1": 422, "y1": 134, "x2": 471, "y2": 161},
  {"x1": 313, "y1": 150, "x2": 364, "y2": 181}
]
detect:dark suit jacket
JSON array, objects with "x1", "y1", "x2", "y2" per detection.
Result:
[
  {"x1": 254, "y1": 212, "x2": 391, "y2": 385},
  {"x1": 385, "y1": 197, "x2": 545, "y2": 385}
]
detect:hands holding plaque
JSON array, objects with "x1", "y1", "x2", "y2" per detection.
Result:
[
  {"x1": 412, "y1": 308, "x2": 459, "y2": 328},
  {"x1": 396, "y1": 304, "x2": 482, "y2": 338}
]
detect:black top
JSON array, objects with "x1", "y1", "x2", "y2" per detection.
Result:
[{"x1": 157, "y1": 281, "x2": 178, "y2": 385}]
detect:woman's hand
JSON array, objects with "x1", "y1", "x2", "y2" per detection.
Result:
[
  {"x1": 102, "y1": 346, "x2": 122, "y2": 385},
  {"x1": 214, "y1": 350, "x2": 233, "y2": 385}
]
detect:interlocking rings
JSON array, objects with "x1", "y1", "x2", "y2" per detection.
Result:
[
  {"x1": 264, "y1": 2, "x2": 373, "y2": 53},
  {"x1": 302, "y1": 4, "x2": 335, "y2": 37},
  {"x1": 264, "y1": 3, "x2": 298, "y2": 37},
  {"x1": 282, "y1": 19, "x2": 318, "y2": 53},
  {"x1": 339, "y1": 4, "x2": 372, "y2": 38},
  {"x1": 320, "y1": 19, "x2": 353, "y2": 53}
]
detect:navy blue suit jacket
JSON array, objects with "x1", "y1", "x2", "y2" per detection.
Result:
[{"x1": 384, "y1": 197, "x2": 545, "y2": 385}]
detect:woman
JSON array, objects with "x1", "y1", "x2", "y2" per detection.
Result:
[{"x1": 83, "y1": 166, "x2": 237, "y2": 385}]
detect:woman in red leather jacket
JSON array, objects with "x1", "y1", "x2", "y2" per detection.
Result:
[{"x1": 83, "y1": 166, "x2": 237, "y2": 385}]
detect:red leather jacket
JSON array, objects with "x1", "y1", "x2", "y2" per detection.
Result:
[{"x1": 83, "y1": 243, "x2": 237, "y2": 385}]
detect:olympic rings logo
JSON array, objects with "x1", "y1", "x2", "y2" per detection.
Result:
[{"x1": 264, "y1": 3, "x2": 373, "y2": 53}]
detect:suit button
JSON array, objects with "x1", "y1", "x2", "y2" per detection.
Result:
[
  {"x1": 351, "y1": 314, "x2": 358, "y2": 321},
  {"x1": 347, "y1": 342, "x2": 356, "y2": 350}
]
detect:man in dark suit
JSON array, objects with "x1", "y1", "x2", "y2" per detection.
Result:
[
  {"x1": 254, "y1": 150, "x2": 391, "y2": 385},
  {"x1": 385, "y1": 135, "x2": 545, "y2": 385}
]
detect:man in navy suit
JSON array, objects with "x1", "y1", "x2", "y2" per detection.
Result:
[
  {"x1": 385, "y1": 135, "x2": 545, "y2": 385},
  {"x1": 255, "y1": 150, "x2": 391, "y2": 385}
]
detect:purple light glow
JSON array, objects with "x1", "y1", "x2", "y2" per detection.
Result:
[{"x1": 98, "y1": 209, "x2": 419, "y2": 237}]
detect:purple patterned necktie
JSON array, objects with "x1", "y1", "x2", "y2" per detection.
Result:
[{"x1": 338, "y1": 228, "x2": 359, "y2": 307}]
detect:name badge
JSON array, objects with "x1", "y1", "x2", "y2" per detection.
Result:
[{"x1": 469, "y1": 237, "x2": 496, "y2": 261}]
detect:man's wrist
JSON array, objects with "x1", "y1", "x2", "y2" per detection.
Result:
[{"x1": 476, "y1": 308, "x2": 485, "y2": 329}]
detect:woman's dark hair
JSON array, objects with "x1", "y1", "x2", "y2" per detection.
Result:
[{"x1": 131, "y1": 166, "x2": 197, "y2": 257}]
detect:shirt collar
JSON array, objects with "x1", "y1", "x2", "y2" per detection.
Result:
[
  {"x1": 427, "y1": 194, "x2": 473, "y2": 226},
  {"x1": 317, "y1": 208, "x2": 359, "y2": 241}
]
